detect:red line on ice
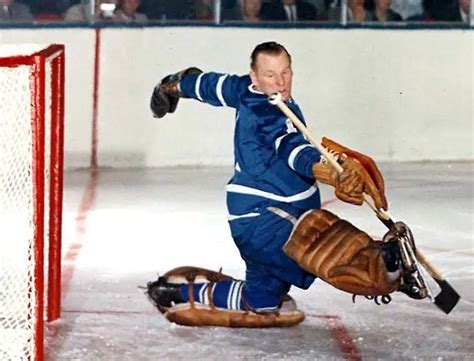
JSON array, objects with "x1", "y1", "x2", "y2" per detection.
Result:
[
  {"x1": 45, "y1": 168, "x2": 97, "y2": 360},
  {"x1": 61, "y1": 167, "x2": 98, "y2": 297},
  {"x1": 62, "y1": 309, "x2": 156, "y2": 316},
  {"x1": 321, "y1": 198, "x2": 338, "y2": 208},
  {"x1": 308, "y1": 314, "x2": 362, "y2": 361}
]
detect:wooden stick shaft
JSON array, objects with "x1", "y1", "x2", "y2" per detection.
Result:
[
  {"x1": 415, "y1": 248, "x2": 444, "y2": 281},
  {"x1": 272, "y1": 97, "x2": 390, "y2": 220},
  {"x1": 273, "y1": 101, "x2": 344, "y2": 173}
]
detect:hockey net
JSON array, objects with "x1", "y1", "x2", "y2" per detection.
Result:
[{"x1": 0, "y1": 44, "x2": 65, "y2": 361}]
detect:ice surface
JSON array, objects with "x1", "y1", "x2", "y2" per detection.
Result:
[{"x1": 45, "y1": 162, "x2": 473, "y2": 360}]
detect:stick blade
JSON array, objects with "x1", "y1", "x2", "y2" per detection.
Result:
[{"x1": 434, "y1": 279, "x2": 461, "y2": 314}]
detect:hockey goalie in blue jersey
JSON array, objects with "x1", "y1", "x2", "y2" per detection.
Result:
[{"x1": 145, "y1": 42, "x2": 425, "y2": 328}]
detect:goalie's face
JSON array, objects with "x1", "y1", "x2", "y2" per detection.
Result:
[{"x1": 250, "y1": 51, "x2": 293, "y2": 101}]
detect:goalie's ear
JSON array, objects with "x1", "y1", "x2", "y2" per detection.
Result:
[
  {"x1": 249, "y1": 69, "x2": 259, "y2": 90},
  {"x1": 321, "y1": 137, "x2": 387, "y2": 210}
]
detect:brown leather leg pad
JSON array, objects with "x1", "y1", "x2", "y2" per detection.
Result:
[
  {"x1": 165, "y1": 303, "x2": 305, "y2": 328},
  {"x1": 162, "y1": 267, "x2": 305, "y2": 328},
  {"x1": 284, "y1": 210, "x2": 400, "y2": 296}
]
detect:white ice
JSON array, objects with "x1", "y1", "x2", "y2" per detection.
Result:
[{"x1": 45, "y1": 162, "x2": 473, "y2": 360}]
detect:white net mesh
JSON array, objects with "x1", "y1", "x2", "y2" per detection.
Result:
[
  {"x1": 0, "y1": 46, "x2": 58, "y2": 361},
  {"x1": 0, "y1": 65, "x2": 36, "y2": 361}
]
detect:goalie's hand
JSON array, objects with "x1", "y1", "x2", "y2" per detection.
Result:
[
  {"x1": 150, "y1": 83, "x2": 178, "y2": 119},
  {"x1": 336, "y1": 156, "x2": 387, "y2": 210},
  {"x1": 150, "y1": 67, "x2": 203, "y2": 119},
  {"x1": 313, "y1": 157, "x2": 388, "y2": 211},
  {"x1": 313, "y1": 137, "x2": 388, "y2": 210}
]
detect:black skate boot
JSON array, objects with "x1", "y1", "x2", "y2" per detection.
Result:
[
  {"x1": 381, "y1": 222, "x2": 429, "y2": 300},
  {"x1": 146, "y1": 277, "x2": 185, "y2": 313}
]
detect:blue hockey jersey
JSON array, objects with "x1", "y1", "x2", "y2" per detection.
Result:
[{"x1": 179, "y1": 72, "x2": 322, "y2": 235}]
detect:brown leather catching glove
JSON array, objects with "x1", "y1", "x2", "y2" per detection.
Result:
[
  {"x1": 150, "y1": 67, "x2": 203, "y2": 119},
  {"x1": 312, "y1": 137, "x2": 388, "y2": 211}
]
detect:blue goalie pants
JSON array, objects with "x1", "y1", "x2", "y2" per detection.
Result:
[{"x1": 179, "y1": 205, "x2": 316, "y2": 311}]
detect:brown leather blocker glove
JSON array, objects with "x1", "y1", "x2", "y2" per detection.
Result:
[
  {"x1": 312, "y1": 137, "x2": 388, "y2": 210},
  {"x1": 284, "y1": 209, "x2": 400, "y2": 296}
]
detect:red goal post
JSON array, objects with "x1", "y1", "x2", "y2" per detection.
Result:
[{"x1": 0, "y1": 44, "x2": 65, "y2": 361}]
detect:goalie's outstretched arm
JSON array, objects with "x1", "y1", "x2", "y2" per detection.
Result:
[{"x1": 150, "y1": 69, "x2": 243, "y2": 118}]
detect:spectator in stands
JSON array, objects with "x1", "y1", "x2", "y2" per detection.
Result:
[
  {"x1": 30, "y1": 0, "x2": 70, "y2": 19},
  {"x1": 141, "y1": 0, "x2": 190, "y2": 20},
  {"x1": 222, "y1": 0, "x2": 242, "y2": 20},
  {"x1": 347, "y1": 0, "x2": 366, "y2": 21},
  {"x1": 459, "y1": 0, "x2": 470, "y2": 21},
  {"x1": 309, "y1": 0, "x2": 328, "y2": 19},
  {"x1": 389, "y1": 0, "x2": 425, "y2": 20},
  {"x1": 325, "y1": 0, "x2": 343, "y2": 21},
  {"x1": 260, "y1": 0, "x2": 318, "y2": 21},
  {"x1": 348, "y1": 0, "x2": 401, "y2": 21},
  {"x1": 424, "y1": 0, "x2": 470, "y2": 22},
  {"x1": 115, "y1": 0, "x2": 147, "y2": 21},
  {"x1": 372, "y1": 0, "x2": 401, "y2": 20},
  {"x1": 194, "y1": 0, "x2": 213, "y2": 20},
  {"x1": 65, "y1": 0, "x2": 120, "y2": 21},
  {"x1": 0, "y1": 0, "x2": 33, "y2": 21},
  {"x1": 241, "y1": 0, "x2": 262, "y2": 22},
  {"x1": 192, "y1": 0, "x2": 248, "y2": 22},
  {"x1": 64, "y1": 0, "x2": 91, "y2": 21}
]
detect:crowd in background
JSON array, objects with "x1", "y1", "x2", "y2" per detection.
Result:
[{"x1": 0, "y1": 0, "x2": 470, "y2": 23}]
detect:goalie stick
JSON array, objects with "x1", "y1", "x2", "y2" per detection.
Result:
[{"x1": 268, "y1": 92, "x2": 460, "y2": 314}]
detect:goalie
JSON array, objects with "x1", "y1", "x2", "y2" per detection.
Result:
[{"x1": 146, "y1": 42, "x2": 424, "y2": 328}]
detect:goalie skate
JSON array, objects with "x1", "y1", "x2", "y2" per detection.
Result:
[
  {"x1": 143, "y1": 267, "x2": 305, "y2": 328},
  {"x1": 144, "y1": 276, "x2": 184, "y2": 313},
  {"x1": 382, "y1": 222, "x2": 431, "y2": 300}
]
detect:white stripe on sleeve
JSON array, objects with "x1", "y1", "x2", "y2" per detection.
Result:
[
  {"x1": 275, "y1": 133, "x2": 289, "y2": 152},
  {"x1": 288, "y1": 144, "x2": 314, "y2": 171},
  {"x1": 195, "y1": 73, "x2": 204, "y2": 101},
  {"x1": 216, "y1": 74, "x2": 229, "y2": 106}
]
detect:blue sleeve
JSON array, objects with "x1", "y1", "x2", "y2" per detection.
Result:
[
  {"x1": 278, "y1": 132, "x2": 322, "y2": 178},
  {"x1": 179, "y1": 72, "x2": 244, "y2": 109},
  {"x1": 257, "y1": 103, "x2": 322, "y2": 179}
]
